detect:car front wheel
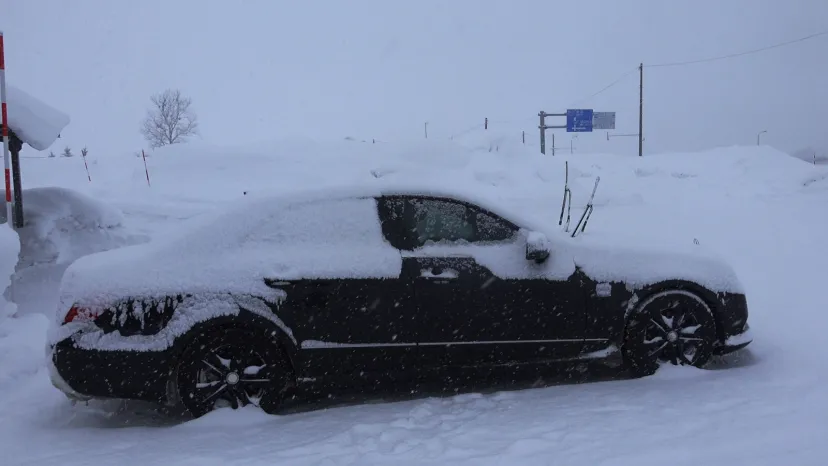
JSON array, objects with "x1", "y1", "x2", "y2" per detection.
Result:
[
  {"x1": 174, "y1": 326, "x2": 290, "y2": 418},
  {"x1": 623, "y1": 290, "x2": 718, "y2": 377}
]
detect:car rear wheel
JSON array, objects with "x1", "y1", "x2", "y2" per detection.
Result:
[
  {"x1": 623, "y1": 290, "x2": 717, "y2": 377},
  {"x1": 175, "y1": 327, "x2": 290, "y2": 418}
]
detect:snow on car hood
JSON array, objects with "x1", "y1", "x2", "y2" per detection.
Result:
[{"x1": 567, "y1": 238, "x2": 744, "y2": 294}]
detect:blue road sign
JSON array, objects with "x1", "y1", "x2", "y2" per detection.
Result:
[{"x1": 566, "y1": 109, "x2": 593, "y2": 132}]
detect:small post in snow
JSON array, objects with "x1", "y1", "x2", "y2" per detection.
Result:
[
  {"x1": 0, "y1": 31, "x2": 13, "y2": 227},
  {"x1": 485, "y1": 117, "x2": 488, "y2": 130},
  {"x1": 80, "y1": 147, "x2": 91, "y2": 182},
  {"x1": 424, "y1": 122, "x2": 428, "y2": 139},
  {"x1": 141, "y1": 150, "x2": 151, "y2": 187}
]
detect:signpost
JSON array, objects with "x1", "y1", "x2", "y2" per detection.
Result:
[{"x1": 538, "y1": 109, "x2": 615, "y2": 155}]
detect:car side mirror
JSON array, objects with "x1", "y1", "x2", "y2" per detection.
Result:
[{"x1": 525, "y1": 231, "x2": 551, "y2": 264}]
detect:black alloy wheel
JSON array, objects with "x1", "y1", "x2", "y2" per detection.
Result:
[
  {"x1": 624, "y1": 290, "x2": 718, "y2": 377},
  {"x1": 176, "y1": 328, "x2": 289, "y2": 418}
]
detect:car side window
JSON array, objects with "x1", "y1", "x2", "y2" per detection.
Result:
[
  {"x1": 410, "y1": 198, "x2": 476, "y2": 245},
  {"x1": 475, "y1": 210, "x2": 518, "y2": 242},
  {"x1": 377, "y1": 196, "x2": 518, "y2": 249}
]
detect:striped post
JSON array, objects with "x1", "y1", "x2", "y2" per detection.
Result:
[{"x1": 0, "y1": 31, "x2": 13, "y2": 227}]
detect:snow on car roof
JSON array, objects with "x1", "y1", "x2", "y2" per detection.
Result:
[{"x1": 55, "y1": 179, "x2": 744, "y2": 330}]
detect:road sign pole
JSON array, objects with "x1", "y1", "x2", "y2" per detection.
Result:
[
  {"x1": 0, "y1": 32, "x2": 12, "y2": 227},
  {"x1": 538, "y1": 112, "x2": 546, "y2": 155}
]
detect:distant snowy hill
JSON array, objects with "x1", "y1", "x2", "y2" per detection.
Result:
[{"x1": 790, "y1": 147, "x2": 828, "y2": 165}]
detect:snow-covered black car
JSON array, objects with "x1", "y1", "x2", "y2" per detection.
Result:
[{"x1": 47, "y1": 186, "x2": 752, "y2": 418}]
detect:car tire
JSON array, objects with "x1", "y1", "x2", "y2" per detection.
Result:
[
  {"x1": 623, "y1": 290, "x2": 718, "y2": 378},
  {"x1": 174, "y1": 325, "x2": 291, "y2": 418}
]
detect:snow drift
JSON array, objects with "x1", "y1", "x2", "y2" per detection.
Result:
[
  {"x1": 10, "y1": 187, "x2": 148, "y2": 317},
  {"x1": 16, "y1": 187, "x2": 137, "y2": 268},
  {"x1": 0, "y1": 227, "x2": 19, "y2": 318}
]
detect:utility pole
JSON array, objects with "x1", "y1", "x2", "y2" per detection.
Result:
[{"x1": 638, "y1": 63, "x2": 643, "y2": 157}]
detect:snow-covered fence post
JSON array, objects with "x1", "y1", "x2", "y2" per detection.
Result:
[
  {"x1": 0, "y1": 31, "x2": 12, "y2": 227},
  {"x1": 141, "y1": 149, "x2": 151, "y2": 187}
]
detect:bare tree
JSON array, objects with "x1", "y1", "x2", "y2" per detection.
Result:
[{"x1": 140, "y1": 89, "x2": 199, "y2": 149}]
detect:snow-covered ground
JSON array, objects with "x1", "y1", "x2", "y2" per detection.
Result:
[{"x1": 1, "y1": 135, "x2": 827, "y2": 465}]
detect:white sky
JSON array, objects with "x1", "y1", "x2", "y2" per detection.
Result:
[{"x1": 3, "y1": 0, "x2": 827, "y2": 157}]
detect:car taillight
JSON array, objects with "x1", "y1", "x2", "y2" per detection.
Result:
[{"x1": 63, "y1": 305, "x2": 99, "y2": 325}]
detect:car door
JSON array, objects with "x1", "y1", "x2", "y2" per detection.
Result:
[
  {"x1": 257, "y1": 197, "x2": 418, "y2": 380},
  {"x1": 378, "y1": 195, "x2": 586, "y2": 370},
  {"x1": 272, "y1": 277, "x2": 418, "y2": 378}
]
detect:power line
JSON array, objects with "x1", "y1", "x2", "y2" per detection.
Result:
[
  {"x1": 447, "y1": 30, "x2": 828, "y2": 143},
  {"x1": 567, "y1": 67, "x2": 639, "y2": 106},
  {"x1": 646, "y1": 30, "x2": 828, "y2": 68}
]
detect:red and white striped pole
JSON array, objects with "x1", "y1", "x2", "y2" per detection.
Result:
[{"x1": 0, "y1": 31, "x2": 13, "y2": 227}]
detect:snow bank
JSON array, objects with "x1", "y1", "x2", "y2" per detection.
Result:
[
  {"x1": 16, "y1": 187, "x2": 138, "y2": 268},
  {"x1": 4, "y1": 137, "x2": 828, "y2": 464},
  {"x1": 16, "y1": 141, "x2": 819, "y2": 321},
  {"x1": 6, "y1": 85, "x2": 70, "y2": 151},
  {"x1": 0, "y1": 226, "x2": 19, "y2": 318},
  {"x1": 11, "y1": 187, "x2": 148, "y2": 317}
]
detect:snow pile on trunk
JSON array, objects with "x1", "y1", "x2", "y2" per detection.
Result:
[
  {"x1": 55, "y1": 194, "x2": 402, "y2": 317},
  {"x1": 6, "y1": 85, "x2": 70, "y2": 151}
]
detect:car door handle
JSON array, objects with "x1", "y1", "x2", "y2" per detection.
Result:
[{"x1": 420, "y1": 267, "x2": 459, "y2": 279}]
